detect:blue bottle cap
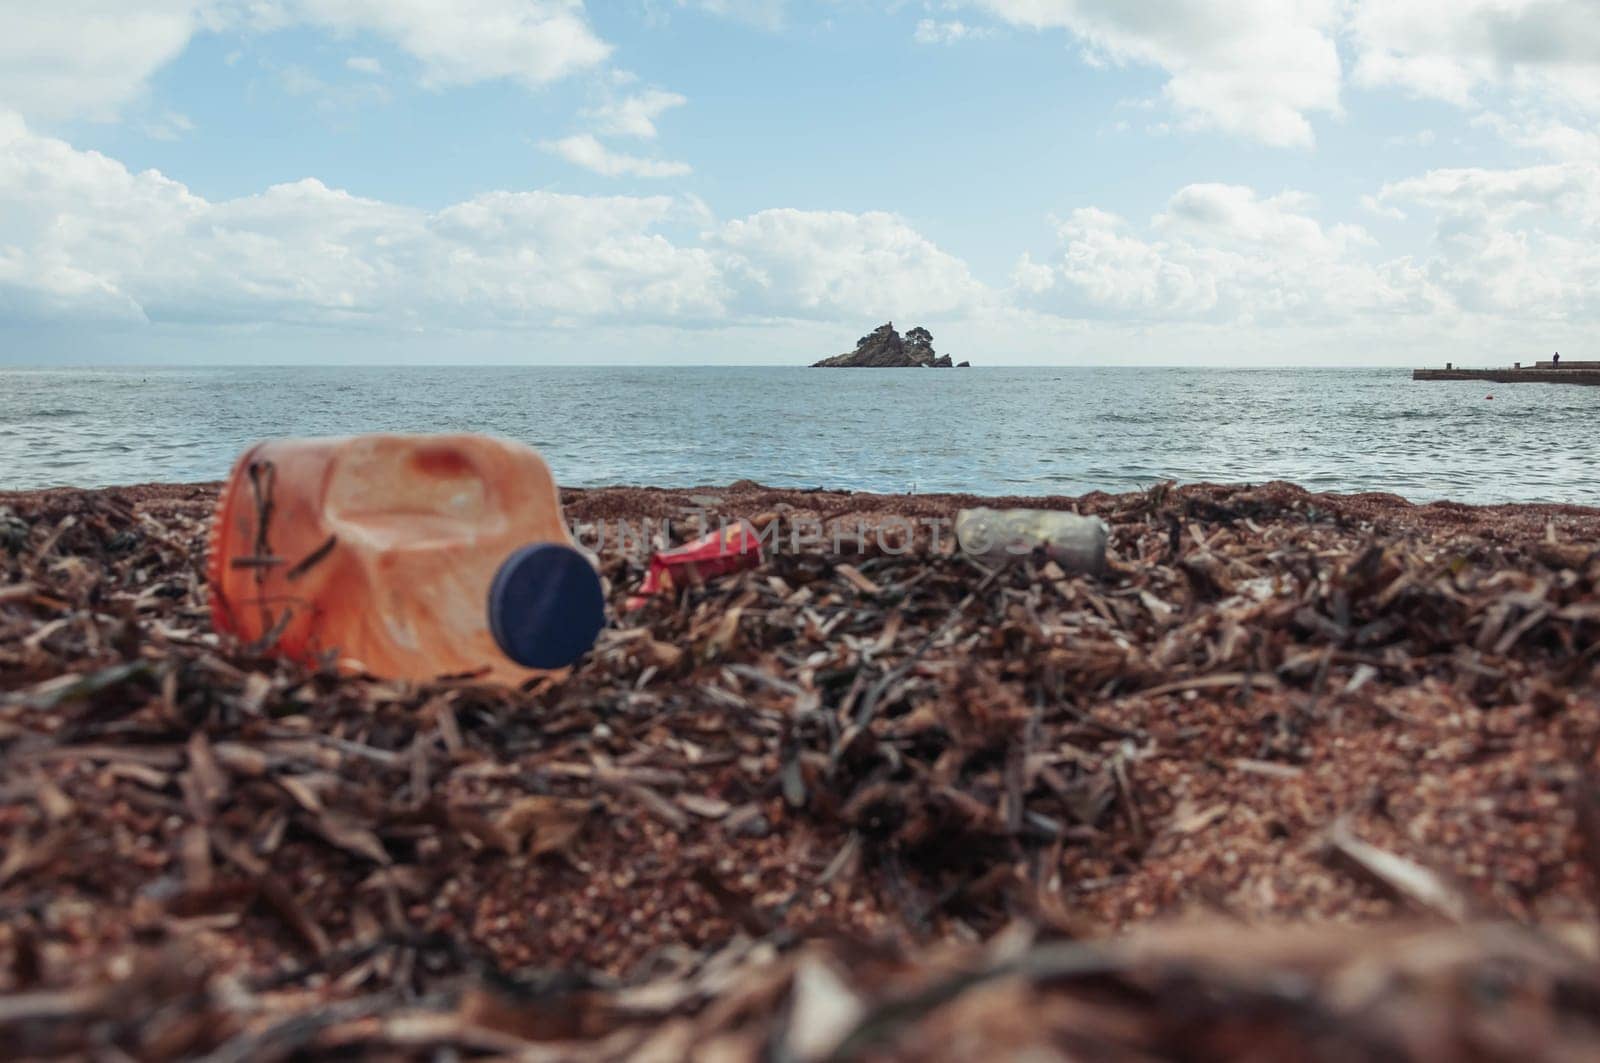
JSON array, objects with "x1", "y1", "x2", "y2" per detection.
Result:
[{"x1": 487, "y1": 543, "x2": 605, "y2": 670}]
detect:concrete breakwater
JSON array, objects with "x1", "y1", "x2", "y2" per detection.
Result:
[{"x1": 1414, "y1": 358, "x2": 1600, "y2": 386}]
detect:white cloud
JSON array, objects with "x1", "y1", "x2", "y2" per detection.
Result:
[
  {"x1": 713, "y1": 209, "x2": 991, "y2": 321},
  {"x1": 1474, "y1": 111, "x2": 1600, "y2": 161},
  {"x1": 0, "y1": 1, "x2": 611, "y2": 123},
  {"x1": 0, "y1": 1, "x2": 213, "y2": 122},
  {"x1": 543, "y1": 134, "x2": 693, "y2": 178},
  {"x1": 1380, "y1": 163, "x2": 1600, "y2": 227},
  {"x1": 971, "y1": 0, "x2": 1344, "y2": 147},
  {"x1": 914, "y1": 20, "x2": 995, "y2": 45},
  {"x1": 961, "y1": 1, "x2": 1600, "y2": 148},
  {"x1": 1013, "y1": 185, "x2": 1432, "y2": 323},
  {"x1": 1343, "y1": 3, "x2": 1600, "y2": 165},
  {"x1": 1385, "y1": 129, "x2": 1436, "y2": 147},
  {"x1": 583, "y1": 88, "x2": 687, "y2": 139},
  {"x1": 1159, "y1": 185, "x2": 1373, "y2": 255},
  {"x1": 1360, "y1": 194, "x2": 1406, "y2": 221},
  {"x1": 345, "y1": 55, "x2": 383, "y2": 75},
  {"x1": 1013, "y1": 168, "x2": 1600, "y2": 331},
  {"x1": 284, "y1": 0, "x2": 611, "y2": 91},
  {"x1": 268, "y1": 58, "x2": 394, "y2": 111},
  {"x1": 1379, "y1": 163, "x2": 1600, "y2": 321},
  {"x1": 6, "y1": 104, "x2": 1600, "y2": 362},
  {"x1": 1348, "y1": 0, "x2": 1600, "y2": 113},
  {"x1": 0, "y1": 111, "x2": 719, "y2": 326},
  {"x1": 278, "y1": 64, "x2": 328, "y2": 97},
  {"x1": 144, "y1": 111, "x2": 197, "y2": 141},
  {"x1": 0, "y1": 112, "x2": 997, "y2": 330}
]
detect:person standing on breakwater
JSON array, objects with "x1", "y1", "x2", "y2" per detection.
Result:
[{"x1": 1553, "y1": 352, "x2": 1561, "y2": 367}]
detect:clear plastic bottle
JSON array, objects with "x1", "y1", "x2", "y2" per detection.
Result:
[
  {"x1": 207, "y1": 433, "x2": 604, "y2": 684},
  {"x1": 954, "y1": 508, "x2": 1108, "y2": 573}
]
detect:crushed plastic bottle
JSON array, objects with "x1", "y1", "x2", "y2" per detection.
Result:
[
  {"x1": 954, "y1": 507, "x2": 1108, "y2": 573},
  {"x1": 207, "y1": 433, "x2": 604, "y2": 684}
]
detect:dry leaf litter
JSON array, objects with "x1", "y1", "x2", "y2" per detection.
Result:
[{"x1": 2, "y1": 479, "x2": 1599, "y2": 1060}]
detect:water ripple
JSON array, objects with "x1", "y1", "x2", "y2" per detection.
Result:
[{"x1": 0, "y1": 366, "x2": 1596, "y2": 504}]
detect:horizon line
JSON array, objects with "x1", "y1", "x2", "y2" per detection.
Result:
[{"x1": 0, "y1": 362, "x2": 1430, "y2": 371}]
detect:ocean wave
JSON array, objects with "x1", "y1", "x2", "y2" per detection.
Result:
[
  {"x1": 0, "y1": 407, "x2": 90, "y2": 424},
  {"x1": 25, "y1": 408, "x2": 89, "y2": 419},
  {"x1": 2, "y1": 366, "x2": 1594, "y2": 503}
]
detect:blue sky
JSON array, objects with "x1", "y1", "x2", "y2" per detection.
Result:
[{"x1": 2, "y1": 2, "x2": 1598, "y2": 365}]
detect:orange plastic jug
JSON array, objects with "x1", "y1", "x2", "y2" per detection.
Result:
[{"x1": 207, "y1": 433, "x2": 604, "y2": 684}]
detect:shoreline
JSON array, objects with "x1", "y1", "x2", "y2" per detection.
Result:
[
  {"x1": 6, "y1": 475, "x2": 1599, "y2": 527},
  {"x1": 3, "y1": 477, "x2": 1599, "y2": 1055}
]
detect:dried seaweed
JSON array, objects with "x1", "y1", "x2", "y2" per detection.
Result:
[{"x1": 2, "y1": 478, "x2": 1598, "y2": 1060}]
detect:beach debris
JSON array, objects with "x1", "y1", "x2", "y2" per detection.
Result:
[
  {"x1": 0, "y1": 505, "x2": 28, "y2": 554},
  {"x1": 1324, "y1": 818, "x2": 1472, "y2": 921},
  {"x1": 1, "y1": 478, "x2": 1598, "y2": 1058},
  {"x1": 625, "y1": 519, "x2": 764, "y2": 609},
  {"x1": 207, "y1": 434, "x2": 604, "y2": 682},
  {"x1": 954, "y1": 507, "x2": 1108, "y2": 572}
]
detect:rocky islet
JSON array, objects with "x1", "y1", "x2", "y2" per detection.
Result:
[{"x1": 811, "y1": 322, "x2": 966, "y2": 367}]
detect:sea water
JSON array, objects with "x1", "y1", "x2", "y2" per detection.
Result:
[{"x1": 0, "y1": 365, "x2": 1595, "y2": 504}]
